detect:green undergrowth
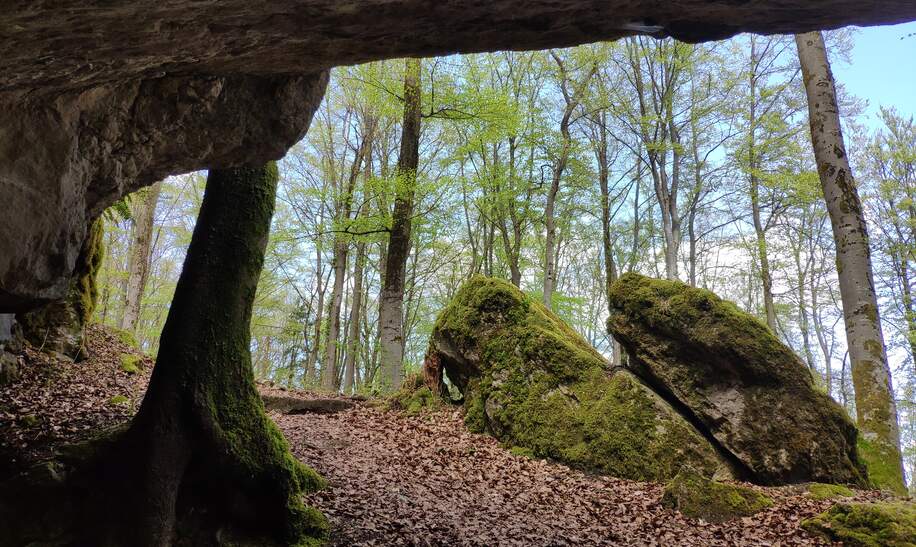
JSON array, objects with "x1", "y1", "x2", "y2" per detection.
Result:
[
  {"x1": 431, "y1": 276, "x2": 725, "y2": 482},
  {"x1": 661, "y1": 467, "x2": 773, "y2": 522},
  {"x1": 802, "y1": 501, "x2": 916, "y2": 547}
]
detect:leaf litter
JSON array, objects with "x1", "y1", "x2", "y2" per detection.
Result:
[{"x1": 0, "y1": 327, "x2": 886, "y2": 545}]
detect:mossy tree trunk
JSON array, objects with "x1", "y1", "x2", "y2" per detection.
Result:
[
  {"x1": 86, "y1": 164, "x2": 327, "y2": 546},
  {"x1": 120, "y1": 180, "x2": 163, "y2": 334},
  {"x1": 796, "y1": 31, "x2": 906, "y2": 493},
  {"x1": 379, "y1": 57, "x2": 422, "y2": 392}
]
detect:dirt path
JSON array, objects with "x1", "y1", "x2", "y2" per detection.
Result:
[{"x1": 275, "y1": 403, "x2": 873, "y2": 546}]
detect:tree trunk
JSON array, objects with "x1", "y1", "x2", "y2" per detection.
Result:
[
  {"x1": 120, "y1": 180, "x2": 163, "y2": 334},
  {"x1": 379, "y1": 57, "x2": 421, "y2": 392},
  {"x1": 85, "y1": 163, "x2": 328, "y2": 546},
  {"x1": 595, "y1": 111, "x2": 623, "y2": 366},
  {"x1": 305, "y1": 247, "x2": 327, "y2": 385},
  {"x1": 343, "y1": 240, "x2": 366, "y2": 394},
  {"x1": 796, "y1": 31, "x2": 905, "y2": 493}
]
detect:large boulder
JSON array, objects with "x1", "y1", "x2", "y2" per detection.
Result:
[
  {"x1": 607, "y1": 273, "x2": 867, "y2": 486},
  {"x1": 425, "y1": 276, "x2": 732, "y2": 482}
]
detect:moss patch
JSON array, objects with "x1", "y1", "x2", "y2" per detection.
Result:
[
  {"x1": 807, "y1": 482, "x2": 855, "y2": 500},
  {"x1": 661, "y1": 467, "x2": 773, "y2": 522},
  {"x1": 111, "y1": 328, "x2": 139, "y2": 349},
  {"x1": 19, "y1": 414, "x2": 40, "y2": 427},
  {"x1": 119, "y1": 353, "x2": 142, "y2": 374},
  {"x1": 802, "y1": 502, "x2": 916, "y2": 547},
  {"x1": 858, "y1": 436, "x2": 908, "y2": 495},
  {"x1": 387, "y1": 373, "x2": 444, "y2": 415},
  {"x1": 109, "y1": 395, "x2": 130, "y2": 406},
  {"x1": 428, "y1": 276, "x2": 727, "y2": 482}
]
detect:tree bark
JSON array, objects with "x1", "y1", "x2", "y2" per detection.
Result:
[
  {"x1": 343, "y1": 240, "x2": 366, "y2": 394},
  {"x1": 747, "y1": 38, "x2": 778, "y2": 331},
  {"x1": 379, "y1": 57, "x2": 421, "y2": 392},
  {"x1": 120, "y1": 180, "x2": 163, "y2": 334},
  {"x1": 796, "y1": 31, "x2": 905, "y2": 493},
  {"x1": 84, "y1": 163, "x2": 328, "y2": 545}
]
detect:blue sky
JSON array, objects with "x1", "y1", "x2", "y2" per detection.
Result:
[{"x1": 834, "y1": 21, "x2": 916, "y2": 124}]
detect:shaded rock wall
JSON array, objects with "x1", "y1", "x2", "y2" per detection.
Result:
[
  {"x1": 0, "y1": 73, "x2": 328, "y2": 310},
  {"x1": 2, "y1": 1, "x2": 915, "y2": 310}
]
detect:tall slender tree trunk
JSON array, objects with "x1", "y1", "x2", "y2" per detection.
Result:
[
  {"x1": 810, "y1": 279, "x2": 834, "y2": 395},
  {"x1": 595, "y1": 112, "x2": 623, "y2": 366},
  {"x1": 379, "y1": 57, "x2": 421, "y2": 392},
  {"x1": 747, "y1": 37, "x2": 778, "y2": 332},
  {"x1": 305, "y1": 245, "x2": 326, "y2": 385},
  {"x1": 343, "y1": 241, "x2": 366, "y2": 394},
  {"x1": 120, "y1": 181, "x2": 163, "y2": 334},
  {"x1": 796, "y1": 31, "x2": 905, "y2": 493}
]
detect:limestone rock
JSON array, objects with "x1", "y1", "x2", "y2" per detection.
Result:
[
  {"x1": 426, "y1": 276, "x2": 731, "y2": 482},
  {"x1": 661, "y1": 466, "x2": 773, "y2": 522},
  {"x1": 16, "y1": 220, "x2": 105, "y2": 359},
  {"x1": 0, "y1": 73, "x2": 328, "y2": 310},
  {"x1": 607, "y1": 273, "x2": 867, "y2": 486}
]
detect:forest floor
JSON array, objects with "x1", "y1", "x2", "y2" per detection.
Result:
[{"x1": 0, "y1": 325, "x2": 888, "y2": 546}]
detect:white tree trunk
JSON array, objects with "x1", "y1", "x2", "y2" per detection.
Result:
[{"x1": 796, "y1": 31, "x2": 905, "y2": 492}]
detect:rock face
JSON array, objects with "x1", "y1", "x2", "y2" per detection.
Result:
[
  {"x1": 607, "y1": 273, "x2": 867, "y2": 486},
  {"x1": 16, "y1": 219, "x2": 105, "y2": 359},
  {"x1": 426, "y1": 276, "x2": 732, "y2": 482},
  {"x1": 0, "y1": 73, "x2": 328, "y2": 310},
  {"x1": 2, "y1": 2, "x2": 916, "y2": 311}
]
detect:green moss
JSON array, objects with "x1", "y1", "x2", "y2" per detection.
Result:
[
  {"x1": 432, "y1": 276, "x2": 725, "y2": 482},
  {"x1": 807, "y1": 482, "x2": 855, "y2": 500},
  {"x1": 606, "y1": 273, "x2": 868, "y2": 486},
  {"x1": 111, "y1": 327, "x2": 139, "y2": 349},
  {"x1": 109, "y1": 395, "x2": 130, "y2": 406},
  {"x1": 74, "y1": 219, "x2": 104, "y2": 325},
  {"x1": 802, "y1": 502, "x2": 916, "y2": 547},
  {"x1": 19, "y1": 414, "x2": 39, "y2": 427},
  {"x1": 661, "y1": 467, "x2": 773, "y2": 522},
  {"x1": 119, "y1": 353, "x2": 142, "y2": 374},
  {"x1": 509, "y1": 446, "x2": 535, "y2": 459},
  {"x1": 858, "y1": 436, "x2": 908, "y2": 495},
  {"x1": 387, "y1": 373, "x2": 444, "y2": 415}
]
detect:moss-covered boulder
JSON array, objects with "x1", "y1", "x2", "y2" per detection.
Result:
[
  {"x1": 426, "y1": 276, "x2": 732, "y2": 482},
  {"x1": 661, "y1": 466, "x2": 773, "y2": 522},
  {"x1": 801, "y1": 501, "x2": 916, "y2": 547},
  {"x1": 607, "y1": 273, "x2": 867, "y2": 486}
]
